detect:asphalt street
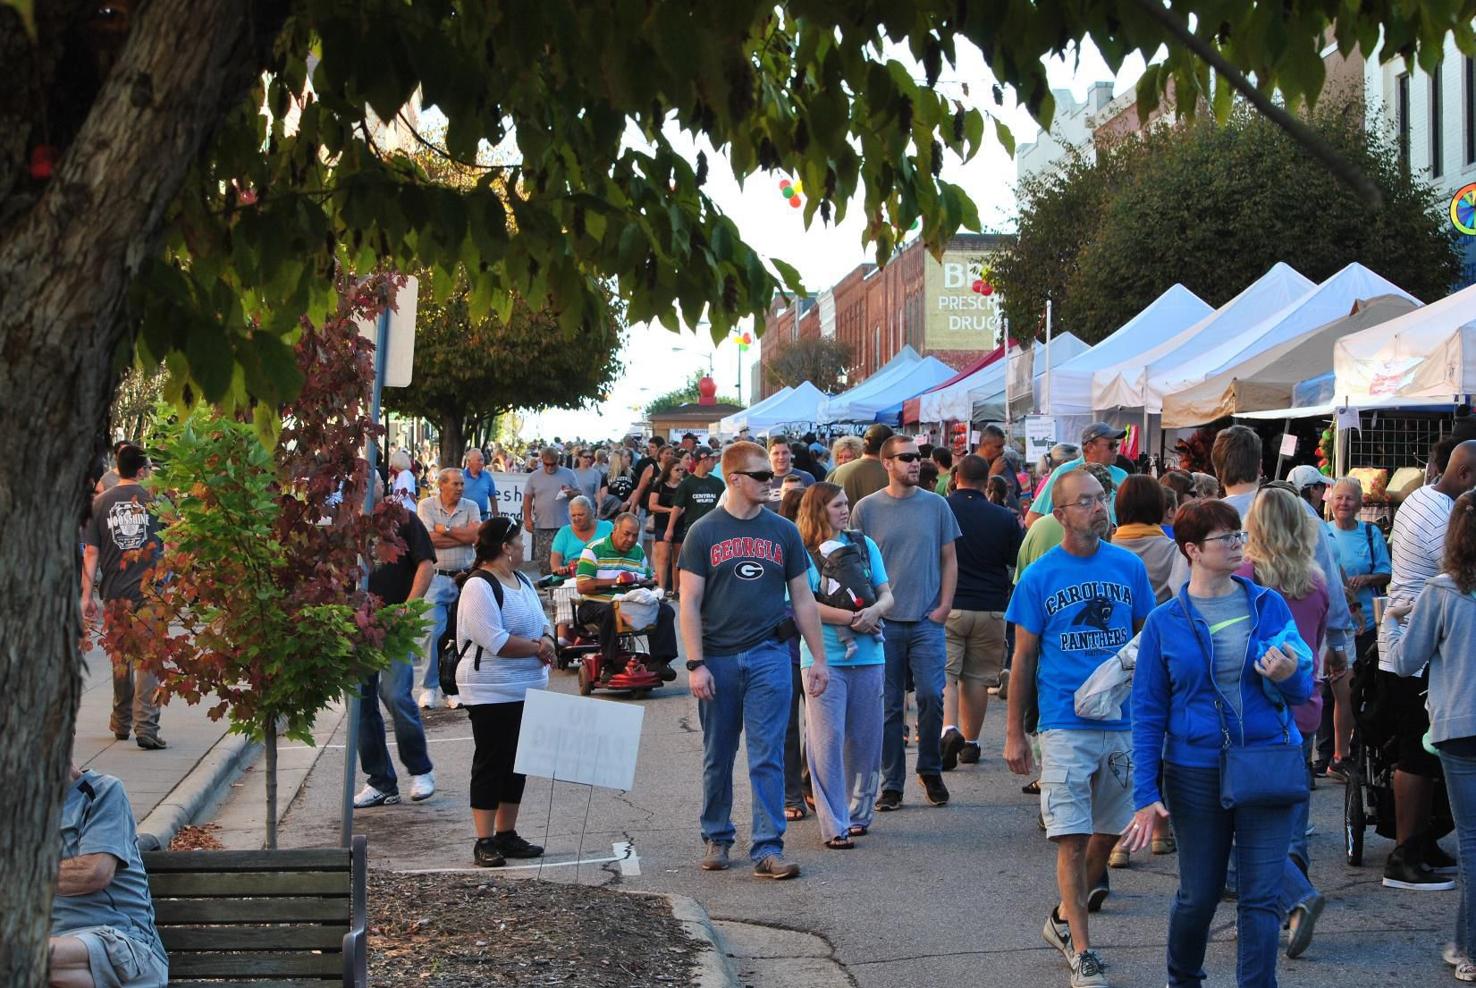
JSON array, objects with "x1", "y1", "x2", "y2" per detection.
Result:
[{"x1": 270, "y1": 659, "x2": 1451, "y2": 988}]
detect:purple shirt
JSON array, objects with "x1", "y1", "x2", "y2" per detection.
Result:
[{"x1": 1236, "y1": 562, "x2": 1328, "y2": 734}]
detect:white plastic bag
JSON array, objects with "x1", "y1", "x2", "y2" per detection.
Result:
[
  {"x1": 1073, "y1": 633, "x2": 1140, "y2": 721},
  {"x1": 612, "y1": 586, "x2": 662, "y2": 631}
]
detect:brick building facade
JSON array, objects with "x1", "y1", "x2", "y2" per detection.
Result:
[{"x1": 758, "y1": 233, "x2": 1008, "y2": 399}]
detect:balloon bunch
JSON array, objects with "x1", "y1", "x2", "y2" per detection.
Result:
[
  {"x1": 778, "y1": 177, "x2": 804, "y2": 209},
  {"x1": 1315, "y1": 426, "x2": 1334, "y2": 475},
  {"x1": 734, "y1": 331, "x2": 753, "y2": 351},
  {"x1": 970, "y1": 262, "x2": 995, "y2": 296}
]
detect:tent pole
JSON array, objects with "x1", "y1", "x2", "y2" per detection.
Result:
[{"x1": 1274, "y1": 417, "x2": 1291, "y2": 479}]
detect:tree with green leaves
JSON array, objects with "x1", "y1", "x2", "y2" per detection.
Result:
[
  {"x1": 997, "y1": 103, "x2": 1463, "y2": 344},
  {"x1": 3, "y1": 1, "x2": 1475, "y2": 977},
  {"x1": 384, "y1": 271, "x2": 625, "y2": 469},
  {"x1": 765, "y1": 336, "x2": 855, "y2": 394}
]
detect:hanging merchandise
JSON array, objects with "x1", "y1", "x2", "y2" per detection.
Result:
[{"x1": 1315, "y1": 425, "x2": 1334, "y2": 475}]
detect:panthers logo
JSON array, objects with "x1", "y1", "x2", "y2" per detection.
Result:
[{"x1": 1073, "y1": 597, "x2": 1116, "y2": 631}]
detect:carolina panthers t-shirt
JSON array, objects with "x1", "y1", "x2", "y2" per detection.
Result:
[
  {"x1": 1005, "y1": 540, "x2": 1155, "y2": 731},
  {"x1": 679, "y1": 506, "x2": 808, "y2": 655}
]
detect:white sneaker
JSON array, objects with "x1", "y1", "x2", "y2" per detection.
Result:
[
  {"x1": 353, "y1": 784, "x2": 400, "y2": 808},
  {"x1": 1446, "y1": 942, "x2": 1467, "y2": 967},
  {"x1": 1458, "y1": 959, "x2": 1476, "y2": 982},
  {"x1": 410, "y1": 772, "x2": 436, "y2": 801},
  {"x1": 417, "y1": 687, "x2": 443, "y2": 709}
]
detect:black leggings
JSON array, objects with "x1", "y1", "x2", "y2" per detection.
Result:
[{"x1": 466, "y1": 701, "x2": 527, "y2": 810}]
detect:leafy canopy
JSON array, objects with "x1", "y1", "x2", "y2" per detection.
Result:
[
  {"x1": 995, "y1": 102, "x2": 1463, "y2": 343},
  {"x1": 98, "y1": 1, "x2": 1476, "y2": 425}
]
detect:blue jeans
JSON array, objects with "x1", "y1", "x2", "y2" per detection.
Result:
[
  {"x1": 420, "y1": 574, "x2": 460, "y2": 691},
  {"x1": 882, "y1": 618, "x2": 945, "y2": 790},
  {"x1": 358, "y1": 654, "x2": 432, "y2": 794},
  {"x1": 1439, "y1": 748, "x2": 1476, "y2": 959},
  {"x1": 1164, "y1": 762, "x2": 1296, "y2": 988},
  {"x1": 698, "y1": 640, "x2": 792, "y2": 862}
]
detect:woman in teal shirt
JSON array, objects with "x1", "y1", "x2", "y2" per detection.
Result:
[
  {"x1": 796, "y1": 482, "x2": 893, "y2": 848},
  {"x1": 1324, "y1": 477, "x2": 1390, "y2": 779}
]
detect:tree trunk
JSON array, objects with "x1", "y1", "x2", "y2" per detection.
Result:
[
  {"x1": 439, "y1": 412, "x2": 466, "y2": 473},
  {"x1": 264, "y1": 718, "x2": 278, "y2": 850},
  {"x1": 0, "y1": 2, "x2": 287, "y2": 980}
]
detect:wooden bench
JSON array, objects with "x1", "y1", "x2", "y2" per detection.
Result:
[{"x1": 140, "y1": 836, "x2": 367, "y2": 987}]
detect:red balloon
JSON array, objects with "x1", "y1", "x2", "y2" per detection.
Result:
[
  {"x1": 971, "y1": 278, "x2": 984, "y2": 294},
  {"x1": 789, "y1": 197, "x2": 802, "y2": 208},
  {"x1": 980, "y1": 282, "x2": 994, "y2": 296},
  {"x1": 778, "y1": 178, "x2": 791, "y2": 191}
]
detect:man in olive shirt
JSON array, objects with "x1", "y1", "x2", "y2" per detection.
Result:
[
  {"x1": 666, "y1": 447, "x2": 725, "y2": 540},
  {"x1": 827, "y1": 423, "x2": 893, "y2": 507}
]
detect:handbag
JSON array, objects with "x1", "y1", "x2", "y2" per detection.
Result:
[{"x1": 1180, "y1": 598, "x2": 1309, "y2": 810}]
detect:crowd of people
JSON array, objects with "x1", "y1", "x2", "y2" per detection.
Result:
[{"x1": 73, "y1": 414, "x2": 1476, "y2": 988}]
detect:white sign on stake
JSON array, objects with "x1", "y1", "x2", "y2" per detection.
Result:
[
  {"x1": 353, "y1": 275, "x2": 418, "y2": 387},
  {"x1": 1278, "y1": 433, "x2": 1298, "y2": 458},
  {"x1": 486, "y1": 471, "x2": 527, "y2": 517},
  {"x1": 514, "y1": 689, "x2": 644, "y2": 791}
]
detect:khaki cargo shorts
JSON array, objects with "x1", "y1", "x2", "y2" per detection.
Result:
[{"x1": 944, "y1": 609, "x2": 1006, "y2": 684}]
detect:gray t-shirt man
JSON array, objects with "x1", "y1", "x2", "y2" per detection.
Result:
[
  {"x1": 852, "y1": 488, "x2": 962, "y2": 622},
  {"x1": 525, "y1": 465, "x2": 580, "y2": 530},
  {"x1": 84, "y1": 485, "x2": 163, "y2": 603}
]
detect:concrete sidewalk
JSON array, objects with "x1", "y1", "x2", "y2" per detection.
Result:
[{"x1": 72, "y1": 639, "x2": 256, "y2": 848}]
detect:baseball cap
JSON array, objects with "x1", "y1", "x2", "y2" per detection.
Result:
[
  {"x1": 863, "y1": 423, "x2": 894, "y2": 446},
  {"x1": 1080, "y1": 422, "x2": 1127, "y2": 445},
  {"x1": 1286, "y1": 464, "x2": 1331, "y2": 491}
]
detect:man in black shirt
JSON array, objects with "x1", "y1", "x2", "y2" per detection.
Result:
[
  {"x1": 355, "y1": 493, "x2": 438, "y2": 808},
  {"x1": 941, "y1": 454, "x2": 1023, "y2": 768}
]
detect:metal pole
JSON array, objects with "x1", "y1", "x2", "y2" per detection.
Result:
[
  {"x1": 1043, "y1": 300, "x2": 1053, "y2": 416},
  {"x1": 342, "y1": 302, "x2": 391, "y2": 847}
]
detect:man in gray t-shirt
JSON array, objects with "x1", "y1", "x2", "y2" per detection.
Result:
[
  {"x1": 851, "y1": 436, "x2": 961, "y2": 809},
  {"x1": 523, "y1": 448, "x2": 581, "y2": 575}
]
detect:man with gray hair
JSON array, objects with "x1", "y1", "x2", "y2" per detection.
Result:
[
  {"x1": 414, "y1": 468, "x2": 481, "y2": 709},
  {"x1": 523, "y1": 447, "x2": 581, "y2": 575}
]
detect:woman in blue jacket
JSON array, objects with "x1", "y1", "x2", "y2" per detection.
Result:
[{"x1": 1123, "y1": 499, "x2": 1315, "y2": 988}]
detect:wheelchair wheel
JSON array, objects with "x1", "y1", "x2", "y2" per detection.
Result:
[
  {"x1": 578, "y1": 662, "x2": 594, "y2": 696},
  {"x1": 1345, "y1": 768, "x2": 1366, "y2": 866}
]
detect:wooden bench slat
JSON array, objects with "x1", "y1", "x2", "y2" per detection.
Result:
[
  {"x1": 170, "y1": 980, "x2": 339, "y2": 987},
  {"x1": 142, "y1": 849, "x2": 351, "y2": 873},
  {"x1": 160, "y1": 926, "x2": 347, "y2": 952},
  {"x1": 150, "y1": 871, "x2": 349, "y2": 898},
  {"x1": 154, "y1": 897, "x2": 349, "y2": 925},
  {"x1": 168, "y1": 952, "x2": 344, "y2": 978}
]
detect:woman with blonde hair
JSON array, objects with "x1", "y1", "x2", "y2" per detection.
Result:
[
  {"x1": 1236, "y1": 486, "x2": 1330, "y2": 958},
  {"x1": 830, "y1": 435, "x2": 864, "y2": 472}
]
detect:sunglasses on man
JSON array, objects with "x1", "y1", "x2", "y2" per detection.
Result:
[
  {"x1": 732, "y1": 469, "x2": 775, "y2": 482},
  {"x1": 887, "y1": 452, "x2": 922, "y2": 463}
]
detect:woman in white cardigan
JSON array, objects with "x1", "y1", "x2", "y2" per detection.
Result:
[{"x1": 456, "y1": 515, "x2": 556, "y2": 868}]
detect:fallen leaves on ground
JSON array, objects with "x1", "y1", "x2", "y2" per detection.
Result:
[
  {"x1": 368, "y1": 870, "x2": 701, "y2": 986},
  {"x1": 169, "y1": 823, "x2": 225, "y2": 851}
]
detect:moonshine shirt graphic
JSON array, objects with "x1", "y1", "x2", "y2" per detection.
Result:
[
  {"x1": 1006, "y1": 542, "x2": 1155, "y2": 731},
  {"x1": 678, "y1": 507, "x2": 808, "y2": 655},
  {"x1": 84, "y1": 485, "x2": 164, "y2": 604}
]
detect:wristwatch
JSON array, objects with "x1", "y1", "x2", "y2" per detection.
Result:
[{"x1": 685, "y1": 659, "x2": 705, "y2": 672}]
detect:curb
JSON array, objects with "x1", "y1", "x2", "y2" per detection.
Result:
[
  {"x1": 135, "y1": 732, "x2": 259, "y2": 851},
  {"x1": 633, "y1": 891, "x2": 740, "y2": 988}
]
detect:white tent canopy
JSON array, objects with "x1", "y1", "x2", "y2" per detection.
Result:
[
  {"x1": 972, "y1": 334, "x2": 1092, "y2": 421},
  {"x1": 817, "y1": 346, "x2": 955, "y2": 423},
  {"x1": 1092, "y1": 262, "x2": 1316, "y2": 414},
  {"x1": 1334, "y1": 280, "x2": 1476, "y2": 403},
  {"x1": 718, "y1": 385, "x2": 791, "y2": 434},
  {"x1": 1051, "y1": 285, "x2": 1212, "y2": 417},
  {"x1": 1146, "y1": 262, "x2": 1417, "y2": 412},
  {"x1": 920, "y1": 339, "x2": 1041, "y2": 422},
  {"x1": 744, "y1": 380, "x2": 827, "y2": 431}
]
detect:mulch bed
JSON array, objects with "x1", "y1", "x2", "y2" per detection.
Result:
[{"x1": 368, "y1": 870, "x2": 702, "y2": 986}]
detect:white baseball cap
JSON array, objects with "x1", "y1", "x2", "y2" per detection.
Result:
[{"x1": 1285, "y1": 464, "x2": 1331, "y2": 491}]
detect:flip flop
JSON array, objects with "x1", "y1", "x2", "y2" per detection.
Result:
[
  {"x1": 847, "y1": 824, "x2": 868, "y2": 837},
  {"x1": 784, "y1": 806, "x2": 807, "y2": 821},
  {"x1": 824, "y1": 836, "x2": 855, "y2": 849},
  {"x1": 1022, "y1": 780, "x2": 1041, "y2": 795}
]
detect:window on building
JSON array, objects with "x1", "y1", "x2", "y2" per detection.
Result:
[
  {"x1": 1431, "y1": 62, "x2": 1444, "y2": 178},
  {"x1": 1397, "y1": 71, "x2": 1411, "y2": 170},
  {"x1": 1465, "y1": 55, "x2": 1474, "y2": 167}
]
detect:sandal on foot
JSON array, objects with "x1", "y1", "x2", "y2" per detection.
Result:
[
  {"x1": 1022, "y1": 779, "x2": 1041, "y2": 795},
  {"x1": 784, "y1": 806, "x2": 807, "y2": 821},
  {"x1": 824, "y1": 836, "x2": 855, "y2": 849},
  {"x1": 847, "y1": 824, "x2": 869, "y2": 837}
]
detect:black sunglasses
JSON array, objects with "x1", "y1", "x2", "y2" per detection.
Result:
[
  {"x1": 887, "y1": 452, "x2": 922, "y2": 463},
  {"x1": 732, "y1": 469, "x2": 776, "y2": 482}
]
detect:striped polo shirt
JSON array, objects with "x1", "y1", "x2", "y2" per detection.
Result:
[{"x1": 576, "y1": 535, "x2": 651, "y2": 602}]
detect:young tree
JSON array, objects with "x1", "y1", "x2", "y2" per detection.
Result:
[
  {"x1": 3, "y1": 2, "x2": 1473, "y2": 977},
  {"x1": 384, "y1": 271, "x2": 625, "y2": 469},
  {"x1": 998, "y1": 103, "x2": 1463, "y2": 344},
  {"x1": 103, "y1": 275, "x2": 426, "y2": 849},
  {"x1": 764, "y1": 337, "x2": 855, "y2": 393}
]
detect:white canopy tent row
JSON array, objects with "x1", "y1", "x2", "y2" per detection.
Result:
[
  {"x1": 717, "y1": 385, "x2": 792, "y2": 434},
  {"x1": 1146, "y1": 262, "x2": 1418, "y2": 419},
  {"x1": 1091, "y1": 262, "x2": 1316, "y2": 416},
  {"x1": 740, "y1": 380, "x2": 828, "y2": 432},
  {"x1": 1160, "y1": 295, "x2": 1421, "y2": 428},
  {"x1": 815, "y1": 345, "x2": 956, "y2": 424},
  {"x1": 1333, "y1": 280, "x2": 1476, "y2": 405}
]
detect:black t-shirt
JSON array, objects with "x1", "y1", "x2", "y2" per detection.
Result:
[
  {"x1": 607, "y1": 473, "x2": 635, "y2": 503},
  {"x1": 84, "y1": 484, "x2": 163, "y2": 603},
  {"x1": 369, "y1": 512, "x2": 437, "y2": 605},
  {"x1": 633, "y1": 457, "x2": 657, "y2": 494},
  {"x1": 673, "y1": 473, "x2": 725, "y2": 533},
  {"x1": 946, "y1": 488, "x2": 1023, "y2": 611}
]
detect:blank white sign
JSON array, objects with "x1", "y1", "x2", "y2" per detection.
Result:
[{"x1": 514, "y1": 689, "x2": 644, "y2": 791}]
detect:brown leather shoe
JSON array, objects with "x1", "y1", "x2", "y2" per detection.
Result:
[
  {"x1": 753, "y1": 854, "x2": 799, "y2": 880},
  {"x1": 700, "y1": 841, "x2": 731, "y2": 871}
]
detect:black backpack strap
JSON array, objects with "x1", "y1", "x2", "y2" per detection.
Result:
[{"x1": 1363, "y1": 521, "x2": 1375, "y2": 569}]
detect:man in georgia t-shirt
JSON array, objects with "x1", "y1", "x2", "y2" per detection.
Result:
[{"x1": 678, "y1": 441, "x2": 830, "y2": 881}]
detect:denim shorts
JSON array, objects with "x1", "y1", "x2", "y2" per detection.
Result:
[
  {"x1": 65, "y1": 926, "x2": 168, "y2": 988},
  {"x1": 1037, "y1": 729, "x2": 1134, "y2": 839}
]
